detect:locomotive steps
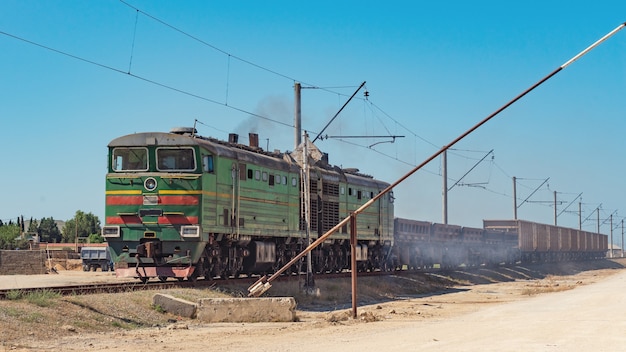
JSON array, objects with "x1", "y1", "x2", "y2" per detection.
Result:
[{"x1": 153, "y1": 293, "x2": 297, "y2": 323}]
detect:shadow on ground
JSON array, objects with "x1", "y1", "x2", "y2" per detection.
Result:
[
  {"x1": 289, "y1": 258, "x2": 626, "y2": 312},
  {"x1": 444, "y1": 258, "x2": 625, "y2": 285}
]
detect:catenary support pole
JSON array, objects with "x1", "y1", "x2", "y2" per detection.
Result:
[
  {"x1": 513, "y1": 177, "x2": 518, "y2": 220},
  {"x1": 294, "y1": 83, "x2": 301, "y2": 149},
  {"x1": 442, "y1": 150, "x2": 448, "y2": 224}
]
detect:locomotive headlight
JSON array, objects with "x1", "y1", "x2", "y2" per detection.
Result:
[
  {"x1": 144, "y1": 177, "x2": 157, "y2": 191},
  {"x1": 181, "y1": 225, "x2": 200, "y2": 238},
  {"x1": 102, "y1": 226, "x2": 121, "y2": 238}
]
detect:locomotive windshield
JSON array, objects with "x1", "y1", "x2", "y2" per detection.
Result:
[
  {"x1": 156, "y1": 147, "x2": 196, "y2": 171},
  {"x1": 112, "y1": 147, "x2": 148, "y2": 172}
]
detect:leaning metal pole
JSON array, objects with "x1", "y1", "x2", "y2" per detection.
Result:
[{"x1": 248, "y1": 22, "x2": 626, "y2": 297}]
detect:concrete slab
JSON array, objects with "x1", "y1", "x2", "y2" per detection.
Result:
[
  {"x1": 153, "y1": 293, "x2": 198, "y2": 319},
  {"x1": 197, "y1": 297, "x2": 297, "y2": 323}
]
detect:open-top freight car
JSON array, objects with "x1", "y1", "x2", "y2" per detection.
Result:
[
  {"x1": 483, "y1": 219, "x2": 608, "y2": 262},
  {"x1": 102, "y1": 128, "x2": 394, "y2": 282},
  {"x1": 392, "y1": 218, "x2": 519, "y2": 269}
]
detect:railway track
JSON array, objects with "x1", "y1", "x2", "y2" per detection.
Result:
[
  {"x1": 0, "y1": 269, "x2": 405, "y2": 299},
  {"x1": 4, "y1": 258, "x2": 614, "y2": 300}
]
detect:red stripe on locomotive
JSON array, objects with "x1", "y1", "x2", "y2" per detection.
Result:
[
  {"x1": 106, "y1": 215, "x2": 198, "y2": 225},
  {"x1": 106, "y1": 195, "x2": 199, "y2": 205}
]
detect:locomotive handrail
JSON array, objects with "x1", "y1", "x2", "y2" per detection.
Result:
[
  {"x1": 159, "y1": 174, "x2": 201, "y2": 179},
  {"x1": 248, "y1": 22, "x2": 626, "y2": 297}
]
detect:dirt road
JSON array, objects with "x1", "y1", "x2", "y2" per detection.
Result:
[
  {"x1": 203, "y1": 269, "x2": 626, "y2": 351},
  {"x1": 37, "y1": 263, "x2": 626, "y2": 352}
]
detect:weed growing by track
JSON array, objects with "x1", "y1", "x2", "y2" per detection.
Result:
[{"x1": 5, "y1": 289, "x2": 61, "y2": 307}]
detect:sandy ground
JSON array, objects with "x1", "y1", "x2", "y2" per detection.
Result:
[
  {"x1": 11, "y1": 259, "x2": 626, "y2": 352},
  {"x1": 0, "y1": 270, "x2": 134, "y2": 290}
]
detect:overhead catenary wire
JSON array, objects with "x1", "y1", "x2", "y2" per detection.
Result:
[
  {"x1": 119, "y1": 0, "x2": 443, "y2": 156},
  {"x1": 127, "y1": 9, "x2": 139, "y2": 74},
  {"x1": 2, "y1": 4, "x2": 622, "y2": 226},
  {"x1": 0, "y1": 28, "x2": 604, "y2": 225},
  {"x1": 1, "y1": 1, "x2": 492, "y2": 168},
  {"x1": 0, "y1": 25, "x2": 446, "y2": 182}
]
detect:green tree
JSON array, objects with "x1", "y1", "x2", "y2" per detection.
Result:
[
  {"x1": 39, "y1": 217, "x2": 62, "y2": 243},
  {"x1": 0, "y1": 223, "x2": 28, "y2": 249},
  {"x1": 87, "y1": 233, "x2": 104, "y2": 243},
  {"x1": 62, "y1": 211, "x2": 101, "y2": 243},
  {"x1": 27, "y1": 217, "x2": 38, "y2": 234}
]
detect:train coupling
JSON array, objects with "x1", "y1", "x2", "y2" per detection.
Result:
[{"x1": 248, "y1": 275, "x2": 271, "y2": 297}]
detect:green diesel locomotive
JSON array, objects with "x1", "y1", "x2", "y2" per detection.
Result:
[{"x1": 102, "y1": 128, "x2": 394, "y2": 282}]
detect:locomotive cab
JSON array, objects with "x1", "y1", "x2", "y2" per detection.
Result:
[{"x1": 103, "y1": 129, "x2": 206, "y2": 282}]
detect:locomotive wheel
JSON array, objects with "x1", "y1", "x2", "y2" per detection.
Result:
[
  {"x1": 230, "y1": 265, "x2": 241, "y2": 278},
  {"x1": 202, "y1": 270, "x2": 214, "y2": 280},
  {"x1": 220, "y1": 268, "x2": 230, "y2": 280}
]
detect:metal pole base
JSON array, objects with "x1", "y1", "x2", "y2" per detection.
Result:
[{"x1": 301, "y1": 272, "x2": 318, "y2": 296}]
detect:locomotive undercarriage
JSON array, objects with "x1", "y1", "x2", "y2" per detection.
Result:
[
  {"x1": 118, "y1": 233, "x2": 389, "y2": 283},
  {"x1": 192, "y1": 234, "x2": 391, "y2": 280},
  {"x1": 521, "y1": 251, "x2": 606, "y2": 263}
]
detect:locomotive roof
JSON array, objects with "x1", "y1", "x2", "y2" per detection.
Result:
[{"x1": 109, "y1": 131, "x2": 391, "y2": 189}]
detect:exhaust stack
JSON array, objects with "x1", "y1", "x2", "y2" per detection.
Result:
[{"x1": 249, "y1": 133, "x2": 259, "y2": 148}]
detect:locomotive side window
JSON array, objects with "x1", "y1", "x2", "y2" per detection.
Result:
[
  {"x1": 156, "y1": 147, "x2": 196, "y2": 171},
  {"x1": 248, "y1": 169, "x2": 253, "y2": 179},
  {"x1": 255, "y1": 170, "x2": 261, "y2": 180},
  {"x1": 269, "y1": 174, "x2": 275, "y2": 186},
  {"x1": 291, "y1": 177, "x2": 297, "y2": 187},
  {"x1": 262, "y1": 172, "x2": 268, "y2": 182},
  {"x1": 112, "y1": 147, "x2": 148, "y2": 172},
  {"x1": 202, "y1": 155, "x2": 214, "y2": 173},
  {"x1": 282, "y1": 176, "x2": 287, "y2": 185}
]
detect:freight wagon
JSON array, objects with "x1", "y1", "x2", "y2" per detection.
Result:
[
  {"x1": 483, "y1": 219, "x2": 607, "y2": 262},
  {"x1": 392, "y1": 217, "x2": 520, "y2": 269}
]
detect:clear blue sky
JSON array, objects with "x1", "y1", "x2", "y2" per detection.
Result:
[{"x1": 1, "y1": 1, "x2": 625, "y2": 243}]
